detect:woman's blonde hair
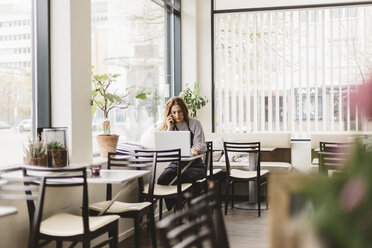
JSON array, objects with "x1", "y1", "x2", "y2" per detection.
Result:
[{"x1": 160, "y1": 97, "x2": 191, "y2": 130}]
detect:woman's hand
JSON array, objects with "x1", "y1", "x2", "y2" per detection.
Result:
[
  {"x1": 191, "y1": 146, "x2": 201, "y2": 156},
  {"x1": 166, "y1": 115, "x2": 174, "y2": 131}
]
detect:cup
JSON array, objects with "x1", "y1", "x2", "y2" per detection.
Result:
[{"x1": 90, "y1": 164, "x2": 102, "y2": 177}]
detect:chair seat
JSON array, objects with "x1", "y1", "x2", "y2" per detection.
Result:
[
  {"x1": 40, "y1": 213, "x2": 119, "y2": 237},
  {"x1": 89, "y1": 201, "x2": 152, "y2": 214},
  {"x1": 143, "y1": 183, "x2": 192, "y2": 196},
  {"x1": 207, "y1": 168, "x2": 222, "y2": 176},
  {"x1": 230, "y1": 169, "x2": 269, "y2": 179}
]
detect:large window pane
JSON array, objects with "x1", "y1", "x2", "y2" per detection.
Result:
[
  {"x1": 214, "y1": 6, "x2": 372, "y2": 135},
  {"x1": 91, "y1": 0, "x2": 168, "y2": 152},
  {"x1": 0, "y1": 0, "x2": 33, "y2": 167}
]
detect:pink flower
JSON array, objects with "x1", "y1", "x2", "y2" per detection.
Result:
[
  {"x1": 350, "y1": 78, "x2": 372, "y2": 118},
  {"x1": 339, "y1": 176, "x2": 366, "y2": 211}
]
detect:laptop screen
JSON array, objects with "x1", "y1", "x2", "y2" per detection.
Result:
[{"x1": 154, "y1": 131, "x2": 191, "y2": 156}]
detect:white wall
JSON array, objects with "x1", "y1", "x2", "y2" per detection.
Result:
[
  {"x1": 182, "y1": 0, "x2": 213, "y2": 133},
  {"x1": 51, "y1": 0, "x2": 92, "y2": 165}
]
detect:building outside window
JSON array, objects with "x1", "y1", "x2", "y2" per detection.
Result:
[
  {"x1": 91, "y1": 0, "x2": 179, "y2": 152},
  {"x1": 0, "y1": 0, "x2": 33, "y2": 167}
]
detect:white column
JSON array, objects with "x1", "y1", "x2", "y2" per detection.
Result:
[{"x1": 50, "y1": 0, "x2": 92, "y2": 165}]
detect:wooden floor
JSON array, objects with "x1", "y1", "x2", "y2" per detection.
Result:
[{"x1": 118, "y1": 207, "x2": 270, "y2": 248}]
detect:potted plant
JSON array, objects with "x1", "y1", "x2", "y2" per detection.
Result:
[
  {"x1": 23, "y1": 137, "x2": 47, "y2": 166},
  {"x1": 179, "y1": 82, "x2": 209, "y2": 118},
  {"x1": 92, "y1": 70, "x2": 147, "y2": 157},
  {"x1": 47, "y1": 141, "x2": 68, "y2": 167}
]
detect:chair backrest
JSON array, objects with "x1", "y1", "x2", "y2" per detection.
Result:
[
  {"x1": 318, "y1": 142, "x2": 351, "y2": 174},
  {"x1": 189, "y1": 189, "x2": 230, "y2": 248},
  {"x1": 206, "y1": 141, "x2": 214, "y2": 177},
  {"x1": 0, "y1": 167, "x2": 45, "y2": 248},
  {"x1": 107, "y1": 151, "x2": 155, "y2": 201},
  {"x1": 134, "y1": 149, "x2": 181, "y2": 200},
  {"x1": 319, "y1": 142, "x2": 352, "y2": 152},
  {"x1": 157, "y1": 199, "x2": 219, "y2": 248},
  {"x1": 223, "y1": 141, "x2": 261, "y2": 176},
  {"x1": 21, "y1": 166, "x2": 89, "y2": 245}
]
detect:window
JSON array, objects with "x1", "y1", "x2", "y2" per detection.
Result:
[
  {"x1": 91, "y1": 0, "x2": 180, "y2": 151},
  {"x1": 213, "y1": 5, "x2": 372, "y2": 135},
  {"x1": 0, "y1": 0, "x2": 33, "y2": 166}
]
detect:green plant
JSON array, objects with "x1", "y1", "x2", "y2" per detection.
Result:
[
  {"x1": 179, "y1": 82, "x2": 208, "y2": 118},
  {"x1": 23, "y1": 137, "x2": 46, "y2": 158},
  {"x1": 47, "y1": 141, "x2": 64, "y2": 149},
  {"x1": 91, "y1": 69, "x2": 148, "y2": 134}
]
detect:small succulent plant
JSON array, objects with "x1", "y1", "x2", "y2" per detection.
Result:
[
  {"x1": 23, "y1": 137, "x2": 46, "y2": 158},
  {"x1": 47, "y1": 141, "x2": 64, "y2": 149}
]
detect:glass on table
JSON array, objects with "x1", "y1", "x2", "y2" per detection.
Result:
[{"x1": 90, "y1": 164, "x2": 102, "y2": 177}]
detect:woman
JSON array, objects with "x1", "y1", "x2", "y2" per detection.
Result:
[{"x1": 157, "y1": 96, "x2": 207, "y2": 185}]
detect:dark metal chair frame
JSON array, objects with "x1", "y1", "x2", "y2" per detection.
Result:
[
  {"x1": 224, "y1": 141, "x2": 268, "y2": 217},
  {"x1": 137, "y1": 148, "x2": 191, "y2": 220},
  {"x1": 89, "y1": 151, "x2": 157, "y2": 248},
  {"x1": 318, "y1": 142, "x2": 351, "y2": 174},
  {"x1": 205, "y1": 141, "x2": 222, "y2": 206},
  {"x1": 157, "y1": 199, "x2": 219, "y2": 248},
  {"x1": 22, "y1": 166, "x2": 119, "y2": 248}
]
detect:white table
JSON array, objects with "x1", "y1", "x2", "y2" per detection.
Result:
[
  {"x1": 0, "y1": 206, "x2": 17, "y2": 217},
  {"x1": 1, "y1": 168, "x2": 149, "y2": 216}
]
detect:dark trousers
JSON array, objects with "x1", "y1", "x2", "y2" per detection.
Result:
[{"x1": 157, "y1": 158, "x2": 205, "y2": 210}]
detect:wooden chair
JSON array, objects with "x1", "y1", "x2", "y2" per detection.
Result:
[
  {"x1": 205, "y1": 141, "x2": 222, "y2": 205},
  {"x1": 0, "y1": 167, "x2": 44, "y2": 248},
  {"x1": 22, "y1": 166, "x2": 120, "y2": 248},
  {"x1": 189, "y1": 186, "x2": 230, "y2": 248},
  {"x1": 156, "y1": 196, "x2": 219, "y2": 248},
  {"x1": 318, "y1": 142, "x2": 351, "y2": 175},
  {"x1": 89, "y1": 151, "x2": 157, "y2": 248},
  {"x1": 224, "y1": 141, "x2": 269, "y2": 216},
  {"x1": 137, "y1": 149, "x2": 193, "y2": 220}
]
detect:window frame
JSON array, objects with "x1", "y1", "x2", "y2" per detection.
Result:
[{"x1": 33, "y1": 0, "x2": 51, "y2": 137}]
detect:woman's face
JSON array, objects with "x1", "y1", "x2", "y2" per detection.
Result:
[{"x1": 170, "y1": 104, "x2": 185, "y2": 123}]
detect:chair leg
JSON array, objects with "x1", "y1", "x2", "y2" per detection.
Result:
[
  {"x1": 265, "y1": 181, "x2": 269, "y2": 210},
  {"x1": 231, "y1": 181, "x2": 235, "y2": 208},
  {"x1": 109, "y1": 221, "x2": 118, "y2": 248},
  {"x1": 257, "y1": 179, "x2": 261, "y2": 217},
  {"x1": 159, "y1": 199, "x2": 163, "y2": 220},
  {"x1": 134, "y1": 216, "x2": 141, "y2": 248},
  {"x1": 148, "y1": 210, "x2": 157, "y2": 248},
  {"x1": 225, "y1": 178, "x2": 230, "y2": 215}
]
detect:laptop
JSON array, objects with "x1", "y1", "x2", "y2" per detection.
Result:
[{"x1": 154, "y1": 131, "x2": 191, "y2": 157}]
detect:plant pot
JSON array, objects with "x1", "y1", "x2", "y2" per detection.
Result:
[
  {"x1": 23, "y1": 155, "x2": 47, "y2": 166},
  {"x1": 47, "y1": 148, "x2": 68, "y2": 167},
  {"x1": 96, "y1": 134, "x2": 119, "y2": 158}
]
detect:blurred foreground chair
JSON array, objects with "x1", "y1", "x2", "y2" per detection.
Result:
[
  {"x1": 89, "y1": 151, "x2": 157, "y2": 248},
  {"x1": 22, "y1": 166, "x2": 120, "y2": 248},
  {"x1": 318, "y1": 142, "x2": 351, "y2": 175},
  {"x1": 0, "y1": 167, "x2": 44, "y2": 248},
  {"x1": 157, "y1": 184, "x2": 229, "y2": 248},
  {"x1": 224, "y1": 141, "x2": 269, "y2": 216}
]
